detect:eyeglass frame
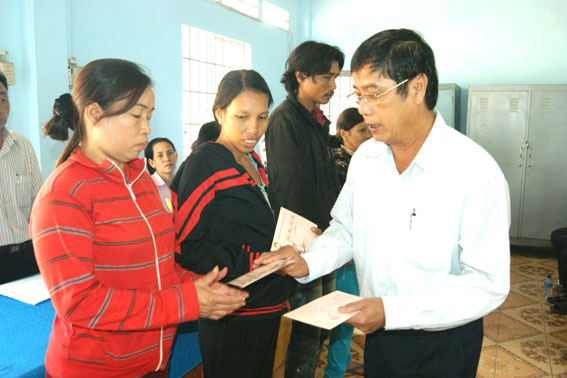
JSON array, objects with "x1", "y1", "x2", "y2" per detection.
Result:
[{"x1": 348, "y1": 78, "x2": 409, "y2": 105}]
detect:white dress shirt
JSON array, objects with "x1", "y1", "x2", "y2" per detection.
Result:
[
  {"x1": 299, "y1": 113, "x2": 511, "y2": 331},
  {"x1": 151, "y1": 171, "x2": 173, "y2": 214},
  {"x1": 0, "y1": 129, "x2": 42, "y2": 245}
]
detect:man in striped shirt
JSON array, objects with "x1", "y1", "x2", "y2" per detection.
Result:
[{"x1": 0, "y1": 71, "x2": 42, "y2": 284}]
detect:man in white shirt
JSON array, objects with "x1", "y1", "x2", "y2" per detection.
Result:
[
  {"x1": 0, "y1": 71, "x2": 42, "y2": 284},
  {"x1": 255, "y1": 29, "x2": 510, "y2": 377}
]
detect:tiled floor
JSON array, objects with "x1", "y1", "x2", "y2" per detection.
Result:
[
  {"x1": 475, "y1": 253, "x2": 567, "y2": 377},
  {"x1": 275, "y1": 251, "x2": 567, "y2": 377}
]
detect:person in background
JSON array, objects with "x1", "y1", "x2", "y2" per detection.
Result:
[
  {"x1": 325, "y1": 107, "x2": 370, "y2": 378},
  {"x1": 256, "y1": 29, "x2": 510, "y2": 378},
  {"x1": 145, "y1": 137, "x2": 178, "y2": 213},
  {"x1": 329, "y1": 107, "x2": 371, "y2": 187},
  {"x1": 548, "y1": 227, "x2": 567, "y2": 314},
  {"x1": 0, "y1": 71, "x2": 42, "y2": 284},
  {"x1": 172, "y1": 70, "x2": 295, "y2": 378},
  {"x1": 265, "y1": 41, "x2": 345, "y2": 378},
  {"x1": 191, "y1": 120, "x2": 220, "y2": 150},
  {"x1": 32, "y1": 59, "x2": 247, "y2": 378}
]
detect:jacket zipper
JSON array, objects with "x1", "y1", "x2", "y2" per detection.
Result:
[{"x1": 112, "y1": 162, "x2": 164, "y2": 372}]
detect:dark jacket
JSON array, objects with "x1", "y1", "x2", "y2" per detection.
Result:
[
  {"x1": 265, "y1": 95, "x2": 339, "y2": 230},
  {"x1": 330, "y1": 144, "x2": 352, "y2": 189},
  {"x1": 171, "y1": 142, "x2": 295, "y2": 319}
]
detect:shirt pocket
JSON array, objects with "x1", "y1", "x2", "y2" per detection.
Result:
[{"x1": 15, "y1": 175, "x2": 33, "y2": 210}]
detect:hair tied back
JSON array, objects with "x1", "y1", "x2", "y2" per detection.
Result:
[{"x1": 53, "y1": 93, "x2": 75, "y2": 131}]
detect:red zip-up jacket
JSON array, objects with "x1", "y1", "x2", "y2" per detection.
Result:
[{"x1": 30, "y1": 149, "x2": 199, "y2": 377}]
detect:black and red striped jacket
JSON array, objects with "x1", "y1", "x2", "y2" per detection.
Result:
[{"x1": 172, "y1": 142, "x2": 295, "y2": 319}]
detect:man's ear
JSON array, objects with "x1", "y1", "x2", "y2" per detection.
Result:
[
  {"x1": 411, "y1": 73, "x2": 428, "y2": 105},
  {"x1": 295, "y1": 71, "x2": 308, "y2": 83},
  {"x1": 84, "y1": 102, "x2": 103, "y2": 126}
]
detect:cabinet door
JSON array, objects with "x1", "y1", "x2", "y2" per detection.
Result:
[
  {"x1": 468, "y1": 90, "x2": 529, "y2": 237},
  {"x1": 437, "y1": 89, "x2": 455, "y2": 128},
  {"x1": 521, "y1": 90, "x2": 567, "y2": 239}
]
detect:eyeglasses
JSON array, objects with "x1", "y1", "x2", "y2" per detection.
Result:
[{"x1": 348, "y1": 78, "x2": 409, "y2": 105}]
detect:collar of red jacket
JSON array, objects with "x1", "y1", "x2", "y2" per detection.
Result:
[{"x1": 69, "y1": 147, "x2": 146, "y2": 184}]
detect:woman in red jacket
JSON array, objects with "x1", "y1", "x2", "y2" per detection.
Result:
[{"x1": 31, "y1": 59, "x2": 247, "y2": 378}]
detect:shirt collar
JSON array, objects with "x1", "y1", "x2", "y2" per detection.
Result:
[
  {"x1": 69, "y1": 148, "x2": 146, "y2": 184},
  {"x1": 151, "y1": 171, "x2": 167, "y2": 187},
  {"x1": 286, "y1": 94, "x2": 329, "y2": 129},
  {"x1": 0, "y1": 128, "x2": 14, "y2": 149},
  {"x1": 411, "y1": 112, "x2": 447, "y2": 172},
  {"x1": 359, "y1": 111, "x2": 449, "y2": 173},
  {"x1": 312, "y1": 107, "x2": 325, "y2": 127}
]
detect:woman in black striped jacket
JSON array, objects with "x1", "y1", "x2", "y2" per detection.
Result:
[{"x1": 172, "y1": 70, "x2": 295, "y2": 378}]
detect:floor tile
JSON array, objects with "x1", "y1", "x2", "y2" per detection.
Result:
[
  {"x1": 485, "y1": 312, "x2": 540, "y2": 343},
  {"x1": 551, "y1": 329, "x2": 567, "y2": 343},
  {"x1": 537, "y1": 259, "x2": 558, "y2": 270},
  {"x1": 484, "y1": 311, "x2": 501, "y2": 341},
  {"x1": 512, "y1": 264, "x2": 554, "y2": 282},
  {"x1": 511, "y1": 270, "x2": 536, "y2": 284},
  {"x1": 511, "y1": 281, "x2": 543, "y2": 303},
  {"x1": 500, "y1": 291, "x2": 538, "y2": 310},
  {"x1": 483, "y1": 335, "x2": 497, "y2": 347},
  {"x1": 476, "y1": 345, "x2": 497, "y2": 378},
  {"x1": 491, "y1": 345, "x2": 549, "y2": 377},
  {"x1": 499, "y1": 335, "x2": 552, "y2": 374},
  {"x1": 546, "y1": 334, "x2": 567, "y2": 375},
  {"x1": 511, "y1": 255, "x2": 532, "y2": 266},
  {"x1": 542, "y1": 307, "x2": 567, "y2": 333},
  {"x1": 502, "y1": 304, "x2": 546, "y2": 332}
]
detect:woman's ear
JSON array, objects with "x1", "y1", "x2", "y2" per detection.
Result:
[
  {"x1": 338, "y1": 128, "x2": 348, "y2": 141},
  {"x1": 148, "y1": 158, "x2": 156, "y2": 169},
  {"x1": 214, "y1": 108, "x2": 224, "y2": 126},
  {"x1": 84, "y1": 102, "x2": 103, "y2": 126}
]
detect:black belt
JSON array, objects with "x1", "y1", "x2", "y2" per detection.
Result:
[
  {"x1": 0, "y1": 240, "x2": 33, "y2": 254},
  {"x1": 377, "y1": 319, "x2": 483, "y2": 337},
  {"x1": 381, "y1": 328, "x2": 429, "y2": 336}
]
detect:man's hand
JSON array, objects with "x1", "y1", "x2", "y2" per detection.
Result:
[
  {"x1": 194, "y1": 266, "x2": 248, "y2": 320},
  {"x1": 252, "y1": 245, "x2": 309, "y2": 278},
  {"x1": 339, "y1": 297, "x2": 385, "y2": 334}
]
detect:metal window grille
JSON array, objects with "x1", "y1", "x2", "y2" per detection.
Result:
[{"x1": 181, "y1": 25, "x2": 251, "y2": 159}]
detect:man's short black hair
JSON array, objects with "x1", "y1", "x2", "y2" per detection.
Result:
[
  {"x1": 281, "y1": 41, "x2": 345, "y2": 96},
  {"x1": 0, "y1": 71, "x2": 7, "y2": 91},
  {"x1": 351, "y1": 29, "x2": 438, "y2": 110}
]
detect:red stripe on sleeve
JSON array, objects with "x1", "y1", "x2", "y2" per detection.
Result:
[
  {"x1": 175, "y1": 168, "x2": 238, "y2": 233},
  {"x1": 177, "y1": 175, "x2": 251, "y2": 243}
]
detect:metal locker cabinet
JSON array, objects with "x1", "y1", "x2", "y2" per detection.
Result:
[
  {"x1": 437, "y1": 83, "x2": 461, "y2": 130},
  {"x1": 521, "y1": 88, "x2": 567, "y2": 239},
  {"x1": 466, "y1": 85, "x2": 567, "y2": 243},
  {"x1": 467, "y1": 88, "x2": 529, "y2": 238}
]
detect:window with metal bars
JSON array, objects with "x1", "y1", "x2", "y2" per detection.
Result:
[{"x1": 181, "y1": 25, "x2": 251, "y2": 159}]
